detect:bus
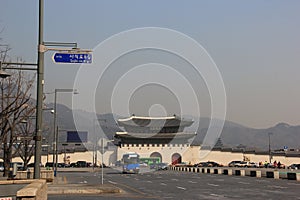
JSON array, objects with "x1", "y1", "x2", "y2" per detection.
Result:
[{"x1": 122, "y1": 153, "x2": 140, "y2": 174}]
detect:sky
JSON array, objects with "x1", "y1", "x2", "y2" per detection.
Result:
[{"x1": 0, "y1": 0, "x2": 300, "y2": 128}]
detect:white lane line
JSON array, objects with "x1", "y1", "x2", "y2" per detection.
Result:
[
  {"x1": 160, "y1": 183, "x2": 167, "y2": 186},
  {"x1": 171, "y1": 178, "x2": 179, "y2": 181},
  {"x1": 210, "y1": 194, "x2": 219, "y2": 197},
  {"x1": 207, "y1": 183, "x2": 219, "y2": 187},
  {"x1": 134, "y1": 178, "x2": 139, "y2": 180},
  {"x1": 108, "y1": 181, "x2": 117, "y2": 184},
  {"x1": 268, "y1": 185, "x2": 288, "y2": 189},
  {"x1": 188, "y1": 181, "x2": 197, "y2": 184},
  {"x1": 176, "y1": 186, "x2": 186, "y2": 190},
  {"x1": 238, "y1": 181, "x2": 250, "y2": 185},
  {"x1": 147, "y1": 180, "x2": 153, "y2": 183}
]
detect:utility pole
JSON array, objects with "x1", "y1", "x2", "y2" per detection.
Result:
[
  {"x1": 268, "y1": 132, "x2": 272, "y2": 164},
  {"x1": 34, "y1": 0, "x2": 44, "y2": 179}
]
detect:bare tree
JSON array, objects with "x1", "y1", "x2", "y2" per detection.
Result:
[
  {"x1": 13, "y1": 105, "x2": 36, "y2": 171},
  {"x1": 0, "y1": 47, "x2": 36, "y2": 176}
]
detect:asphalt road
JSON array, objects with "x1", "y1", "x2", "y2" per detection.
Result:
[{"x1": 49, "y1": 167, "x2": 300, "y2": 200}]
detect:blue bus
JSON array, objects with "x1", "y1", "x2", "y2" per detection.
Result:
[{"x1": 122, "y1": 153, "x2": 140, "y2": 174}]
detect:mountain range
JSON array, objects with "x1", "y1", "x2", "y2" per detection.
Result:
[{"x1": 43, "y1": 103, "x2": 300, "y2": 151}]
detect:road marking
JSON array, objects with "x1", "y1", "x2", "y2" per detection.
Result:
[
  {"x1": 268, "y1": 185, "x2": 288, "y2": 189},
  {"x1": 160, "y1": 183, "x2": 167, "y2": 186},
  {"x1": 256, "y1": 179, "x2": 269, "y2": 183},
  {"x1": 188, "y1": 181, "x2": 197, "y2": 184},
  {"x1": 171, "y1": 178, "x2": 179, "y2": 181},
  {"x1": 147, "y1": 180, "x2": 153, "y2": 183},
  {"x1": 176, "y1": 186, "x2": 186, "y2": 190},
  {"x1": 207, "y1": 183, "x2": 219, "y2": 187},
  {"x1": 238, "y1": 181, "x2": 250, "y2": 185},
  {"x1": 108, "y1": 181, "x2": 117, "y2": 184},
  {"x1": 134, "y1": 178, "x2": 139, "y2": 180},
  {"x1": 287, "y1": 183, "x2": 300, "y2": 186}
]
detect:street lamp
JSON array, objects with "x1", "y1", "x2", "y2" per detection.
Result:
[
  {"x1": 268, "y1": 132, "x2": 273, "y2": 163},
  {"x1": 53, "y1": 88, "x2": 78, "y2": 176},
  {"x1": 0, "y1": 70, "x2": 11, "y2": 78}
]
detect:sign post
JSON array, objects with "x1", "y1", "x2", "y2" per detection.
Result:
[{"x1": 52, "y1": 53, "x2": 92, "y2": 64}]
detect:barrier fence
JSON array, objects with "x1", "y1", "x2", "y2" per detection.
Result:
[{"x1": 169, "y1": 166, "x2": 300, "y2": 181}]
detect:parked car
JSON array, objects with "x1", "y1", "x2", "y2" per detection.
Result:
[
  {"x1": 195, "y1": 162, "x2": 209, "y2": 167},
  {"x1": 157, "y1": 163, "x2": 168, "y2": 170},
  {"x1": 288, "y1": 164, "x2": 300, "y2": 170},
  {"x1": 70, "y1": 162, "x2": 77, "y2": 168},
  {"x1": 228, "y1": 161, "x2": 242, "y2": 167},
  {"x1": 196, "y1": 161, "x2": 222, "y2": 167},
  {"x1": 246, "y1": 162, "x2": 259, "y2": 168},
  {"x1": 236, "y1": 161, "x2": 248, "y2": 167},
  {"x1": 45, "y1": 162, "x2": 54, "y2": 168},
  {"x1": 0, "y1": 162, "x2": 4, "y2": 172},
  {"x1": 76, "y1": 161, "x2": 88, "y2": 168},
  {"x1": 27, "y1": 163, "x2": 35, "y2": 168},
  {"x1": 206, "y1": 161, "x2": 222, "y2": 167},
  {"x1": 57, "y1": 163, "x2": 66, "y2": 168}
]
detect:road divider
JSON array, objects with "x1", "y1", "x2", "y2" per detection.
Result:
[{"x1": 170, "y1": 166, "x2": 299, "y2": 181}]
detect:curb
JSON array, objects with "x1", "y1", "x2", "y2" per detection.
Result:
[{"x1": 48, "y1": 184, "x2": 121, "y2": 195}]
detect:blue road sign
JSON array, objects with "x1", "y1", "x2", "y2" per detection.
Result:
[{"x1": 52, "y1": 53, "x2": 92, "y2": 64}]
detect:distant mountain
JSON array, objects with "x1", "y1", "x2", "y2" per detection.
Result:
[
  {"x1": 187, "y1": 117, "x2": 300, "y2": 150},
  {"x1": 42, "y1": 104, "x2": 300, "y2": 151}
]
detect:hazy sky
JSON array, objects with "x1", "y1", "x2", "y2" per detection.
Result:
[{"x1": 1, "y1": 0, "x2": 300, "y2": 128}]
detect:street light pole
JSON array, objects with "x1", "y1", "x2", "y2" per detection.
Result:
[
  {"x1": 268, "y1": 132, "x2": 272, "y2": 164},
  {"x1": 52, "y1": 88, "x2": 78, "y2": 177},
  {"x1": 34, "y1": 0, "x2": 44, "y2": 179}
]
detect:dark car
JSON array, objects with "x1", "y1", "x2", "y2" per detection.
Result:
[
  {"x1": 45, "y1": 162, "x2": 54, "y2": 168},
  {"x1": 76, "y1": 161, "x2": 88, "y2": 168},
  {"x1": 27, "y1": 163, "x2": 35, "y2": 168},
  {"x1": 288, "y1": 164, "x2": 300, "y2": 169},
  {"x1": 0, "y1": 162, "x2": 4, "y2": 172},
  {"x1": 157, "y1": 163, "x2": 168, "y2": 170},
  {"x1": 206, "y1": 161, "x2": 222, "y2": 167},
  {"x1": 195, "y1": 161, "x2": 222, "y2": 167},
  {"x1": 70, "y1": 162, "x2": 77, "y2": 168},
  {"x1": 195, "y1": 162, "x2": 210, "y2": 167}
]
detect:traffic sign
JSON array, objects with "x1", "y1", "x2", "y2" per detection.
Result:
[{"x1": 52, "y1": 53, "x2": 92, "y2": 64}]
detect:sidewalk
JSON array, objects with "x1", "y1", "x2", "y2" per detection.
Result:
[{"x1": 47, "y1": 175, "x2": 121, "y2": 195}]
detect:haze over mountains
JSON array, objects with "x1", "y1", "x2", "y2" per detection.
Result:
[{"x1": 43, "y1": 103, "x2": 300, "y2": 151}]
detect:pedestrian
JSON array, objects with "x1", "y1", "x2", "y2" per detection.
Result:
[
  {"x1": 278, "y1": 161, "x2": 281, "y2": 169},
  {"x1": 273, "y1": 160, "x2": 277, "y2": 168},
  {"x1": 264, "y1": 160, "x2": 268, "y2": 168}
]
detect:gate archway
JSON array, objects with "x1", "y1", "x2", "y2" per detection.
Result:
[
  {"x1": 171, "y1": 153, "x2": 181, "y2": 165},
  {"x1": 150, "y1": 152, "x2": 162, "y2": 163}
]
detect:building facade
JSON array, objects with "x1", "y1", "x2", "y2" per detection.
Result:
[{"x1": 115, "y1": 115, "x2": 196, "y2": 164}]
